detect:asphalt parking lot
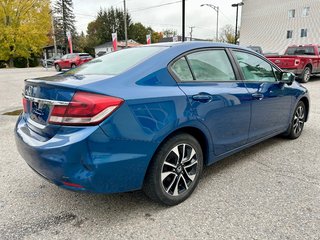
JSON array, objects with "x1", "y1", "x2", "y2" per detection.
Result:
[{"x1": 0, "y1": 67, "x2": 319, "y2": 240}]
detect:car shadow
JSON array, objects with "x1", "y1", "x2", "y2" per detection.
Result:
[{"x1": 38, "y1": 136, "x2": 283, "y2": 222}]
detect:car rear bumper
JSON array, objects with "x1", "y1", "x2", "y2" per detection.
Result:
[{"x1": 15, "y1": 115, "x2": 153, "y2": 193}]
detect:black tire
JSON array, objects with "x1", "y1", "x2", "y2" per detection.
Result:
[
  {"x1": 300, "y1": 66, "x2": 311, "y2": 83},
  {"x1": 283, "y1": 101, "x2": 306, "y2": 139},
  {"x1": 55, "y1": 64, "x2": 61, "y2": 72},
  {"x1": 143, "y1": 133, "x2": 203, "y2": 206},
  {"x1": 71, "y1": 63, "x2": 76, "y2": 69}
]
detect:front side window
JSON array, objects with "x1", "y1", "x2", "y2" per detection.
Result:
[
  {"x1": 67, "y1": 54, "x2": 77, "y2": 59},
  {"x1": 186, "y1": 50, "x2": 236, "y2": 81},
  {"x1": 233, "y1": 51, "x2": 276, "y2": 82},
  {"x1": 301, "y1": 29, "x2": 308, "y2": 38},
  {"x1": 288, "y1": 9, "x2": 295, "y2": 18},
  {"x1": 302, "y1": 7, "x2": 310, "y2": 17}
]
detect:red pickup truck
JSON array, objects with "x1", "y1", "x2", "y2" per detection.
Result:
[{"x1": 266, "y1": 44, "x2": 320, "y2": 83}]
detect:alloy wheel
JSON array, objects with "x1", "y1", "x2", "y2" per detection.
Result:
[
  {"x1": 293, "y1": 105, "x2": 305, "y2": 135},
  {"x1": 161, "y1": 144, "x2": 198, "y2": 196}
]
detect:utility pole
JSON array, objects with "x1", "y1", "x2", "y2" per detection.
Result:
[
  {"x1": 123, "y1": 0, "x2": 128, "y2": 47},
  {"x1": 182, "y1": 0, "x2": 185, "y2": 42},
  {"x1": 189, "y1": 26, "x2": 195, "y2": 41},
  {"x1": 62, "y1": 0, "x2": 68, "y2": 53}
]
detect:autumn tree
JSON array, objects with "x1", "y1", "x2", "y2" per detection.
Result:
[
  {"x1": 53, "y1": 0, "x2": 76, "y2": 53},
  {"x1": 0, "y1": 0, "x2": 51, "y2": 67},
  {"x1": 151, "y1": 31, "x2": 163, "y2": 43},
  {"x1": 162, "y1": 29, "x2": 177, "y2": 38},
  {"x1": 219, "y1": 24, "x2": 239, "y2": 44}
]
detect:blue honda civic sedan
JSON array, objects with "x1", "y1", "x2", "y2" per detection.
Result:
[{"x1": 15, "y1": 42, "x2": 309, "y2": 205}]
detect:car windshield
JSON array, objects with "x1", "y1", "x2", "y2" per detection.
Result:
[
  {"x1": 66, "y1": 46, "x2": 167, "y2": 75},
  {"x1": 285, "y1": 46, "x2": 315, "y2": 55}
]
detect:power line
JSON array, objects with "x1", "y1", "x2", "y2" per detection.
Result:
[
  {"x1": 130, "y1": 0, "x2": 185, "y2": 13},
  {"x1": 219, "y1": 9, "x2": 233, "y2": 23}
]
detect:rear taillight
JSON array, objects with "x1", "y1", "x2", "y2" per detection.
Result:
[
  {"x1": 22, "y1": 98, "x2": 28, "y2": 113},
  {"x1": 49, "y1": 91, "x2": 124, "y2": 125}
]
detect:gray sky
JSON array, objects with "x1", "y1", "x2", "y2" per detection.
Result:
[{"x1": 73, "y1": 0, "x2": 242, "y2": 39}]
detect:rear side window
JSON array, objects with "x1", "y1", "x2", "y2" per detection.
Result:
[
  {"x1": 285, "y1": 46, "x2": 315, "y2": 55},
  {"x1": 187, "y1": 50, "x2": 236, "y2": 81},
  {"x1": 170, "y1": 49, "x2": 236, "y2": 82},
  {"x1": 171, "y1": 57, "x2": 193, "y2": 81}
]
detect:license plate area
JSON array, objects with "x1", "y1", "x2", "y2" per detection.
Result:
[{"x1": 29, "y1": 101, "x2": 51, "y2": 125}]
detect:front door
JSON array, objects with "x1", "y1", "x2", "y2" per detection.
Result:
[{"x1": 231, "y1": 50, "x2": 292, "y2": 142}]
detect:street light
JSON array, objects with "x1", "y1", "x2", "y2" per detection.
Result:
[
  {"x1": 231, "y1": 2, "x2": 244, "y2": 44},
  {"x1": 201, "y1": 3, "x2": 219, "y2": 42}
]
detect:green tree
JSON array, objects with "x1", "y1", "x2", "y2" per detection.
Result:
[
  {"x1": 53, "y1": 0, "x2": 76, "y2": 53},
  {"x1": 128, "y1": 22, "x2": 149, "y2": 44},
  {"x1": 86, "y1": 7, "x2": 131, "y2": 48},
  {"x1": 0, "y1": 0, "x2": 51, "y2": 67}
]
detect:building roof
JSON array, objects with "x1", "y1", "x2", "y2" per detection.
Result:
[{"x1": 94, "y1": 39, "x2": 141, "y2": 49}]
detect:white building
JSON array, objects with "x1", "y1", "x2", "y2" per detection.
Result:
[{"x1": 240, "y1": 0, "x2": 320, "y2": 54}]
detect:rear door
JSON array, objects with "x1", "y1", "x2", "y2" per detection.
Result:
[
  {"x1": 170, "y1": 48, "x2": 251, "y2": 156},
  {"x1": 231, "y1": 50, "x2": 292, "y2": 142}
]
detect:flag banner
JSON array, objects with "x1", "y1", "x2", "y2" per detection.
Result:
[
  {"x1": 112, "y1": 33, "x2": 117, "y2": 51},
  {"x1": 146, "y1": 34, "x2": 151, "y2": 44},
  {"x1": 66, "y1": 31, "x2": 73, "y2": 53}
]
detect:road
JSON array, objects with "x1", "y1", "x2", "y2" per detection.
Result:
[{"x1": 0, "y1": 67, "x2": 319, "y2": 239}]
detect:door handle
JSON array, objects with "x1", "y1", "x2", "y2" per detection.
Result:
[
  {"x1": 192, "y1": 94, "x2": 213, "y2": 103},
  {"x1": 252, "y1": 93, "x2": 264, "y2": 100}
]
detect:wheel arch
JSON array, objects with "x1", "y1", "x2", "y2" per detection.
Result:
[
  {"x1": 305, "y1": 63, "x2": 313, "y2": 72},
  {"x1": 144, "y1": 125, "x2": 212, "y2": 181}
]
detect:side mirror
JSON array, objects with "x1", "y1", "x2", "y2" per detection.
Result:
[{"x1": 280, "y1": 72, "x2": 295, "y2": 85}]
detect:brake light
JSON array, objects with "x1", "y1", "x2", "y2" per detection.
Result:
[
  {"x1": 294, "y1": 59, "x2": 300, "y2": 66},
  {"x1": 49, "y1": 91, "x2": 124, "y2": 125}
]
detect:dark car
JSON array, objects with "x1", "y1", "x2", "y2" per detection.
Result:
[
  {"x1": 247, "y1": 45, "x2": 263, "y2": 55},
  {"x1": 15, "y1": 42, "x2": 309, "y2": 205},
  {"x1": 54, "y1": 53, "x2": 93, "y2": 71},
  {"x1": 41, "y1": 55, "x2": 62, "y2": 68}
]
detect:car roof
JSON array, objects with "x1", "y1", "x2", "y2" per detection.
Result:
[{"x1": 142, "y1": 41, "x2": 250, "y2": 52}]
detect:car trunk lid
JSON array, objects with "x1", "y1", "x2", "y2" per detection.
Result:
[{"x1": 23, "y1": 80, "x2": 76, "y2": 139}]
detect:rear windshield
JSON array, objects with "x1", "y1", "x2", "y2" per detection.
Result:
[
  {"x1": 66, "y1": 47, "x2": 167, "y2": 75},
  {"x1": 285, "y1": 46, "x2": 315, "y2": 55},
  {"x1": 79, "y1": 53, "x2": 91, "y2": 58}
]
